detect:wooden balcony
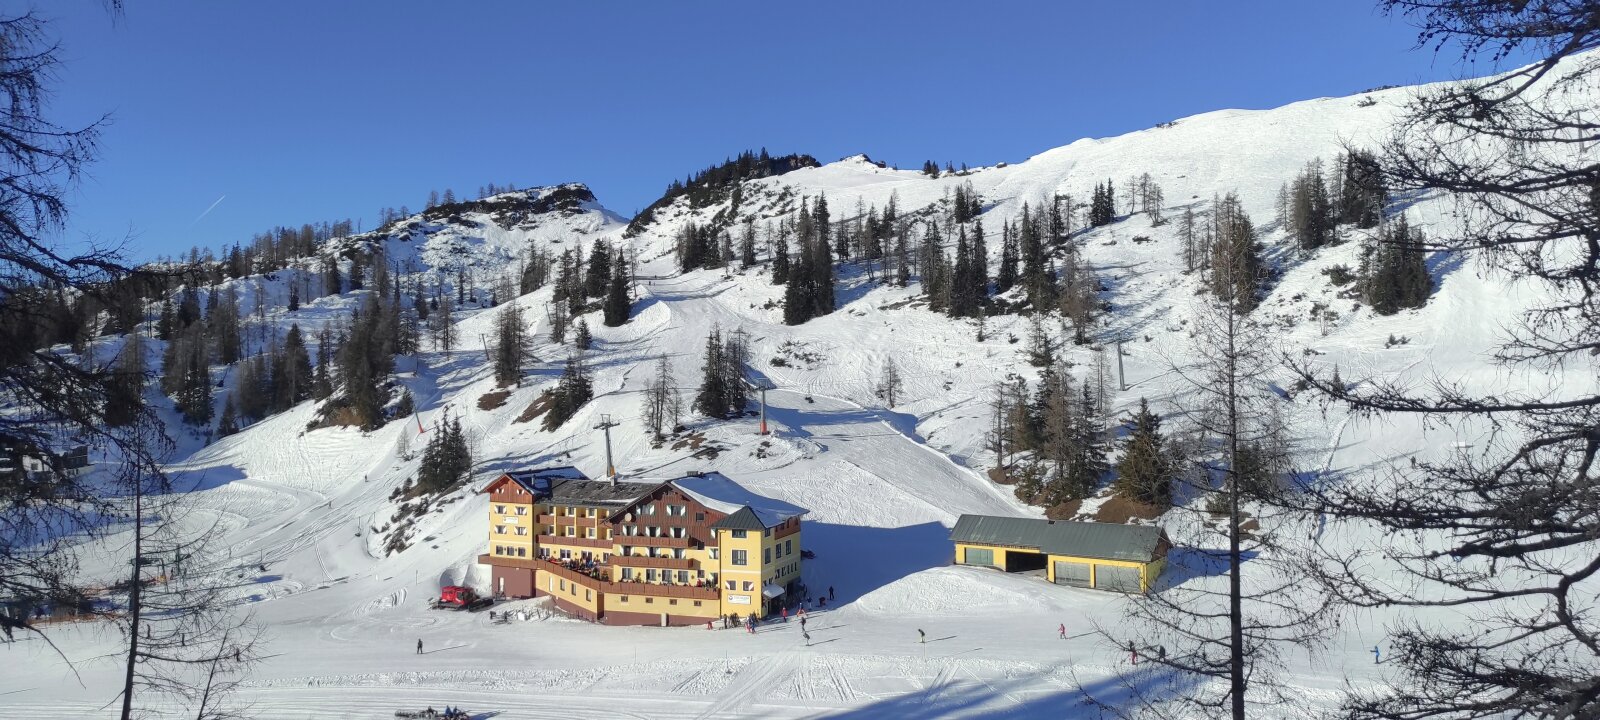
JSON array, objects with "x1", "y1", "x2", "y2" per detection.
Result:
[
  {"x1": 616, "y1": 535, "x2": 694, "y2": 549},
  {"x1": 610, "y1": 555, "x2": 697, "y2": 571},
  {"x1": 602, "y1": 580, "x2": 719, "y2": 601},
  {"x1": 536, "y1": 534, "x2": 612, "y2": 549},
  {"x1": 536, "y1": 557, "x2": 609, "y2": 585}
]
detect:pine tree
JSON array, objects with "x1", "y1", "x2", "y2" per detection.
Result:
[
  {"x1": 583, "y1": 240, "x2": 612, "y2": 298},
  {"x1": 287, "y1": 282, "x2": 300, "y2": 312},
  {"x1": 312, "y1": 324, "x2": 334, "y2": 401},
  {"x1": 492, "y1": 304, "x2": 527, "y2": 388},
  {"x1": 1337, "y1": 149, "x2": 1386, "y2": 229},
  {"x1": 740, "y1": 220, "x2": 757, "y2": 268},
  {"x1": 272, "y1": 324, "x2": 314, "y2": 411},
  {"x1": 602, "y1": 249, "x2": 631, "y2": 327},
  {"x1": 1361, "y1": 213, "x2": 1431, "y2": 315},
  {"x1": 771, "y1": 230, "x2": 790, "y2": 285},
  {"x1": 1026, "y1": 316, "x2": 1057, "y2": 367},
  {"x1": 996, "y1": 222, "x2": 1019, "y2": 293},
  {"x1": 1208, "y1": 193, "x2": 1263, "y2": 313},
  {"x1": 105, "y1": 330, "x2": 148, "y2": 428},
  {"x1": 1114, "y1": 398, "x2": 1173, "y2": 507},
  {"x1": 418, "y1": 411, "x2": 471, "y2": 493},
  {"x1": 543, "y1": 353, "x2": 593, "y2": 431},
  {"x1": 574, "y1": 319, "x2": 592, "y2": 351},
  {"x1": 217, "y1": 394, "x2": 239, "y2": 436}
]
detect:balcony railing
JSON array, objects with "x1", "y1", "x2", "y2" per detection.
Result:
[
  {"x1": 610, "y1": 555, "x2": 697, "y2": 571},
  {"x1": 536, "y1": 534, "x2": 612, "y2": 549},
  {"x1": 615, "y1": 535, "x2": 694, "y2": 549},
  {"x1": 601, "y1": 579, "x2": 720, "y2": 601},
  {"x1": 537, "y1": 557, "x2": 609, "y2": 585}
]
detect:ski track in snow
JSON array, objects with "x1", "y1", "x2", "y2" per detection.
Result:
[{"x1": 16, "y1": 56, "x2": 1600, "y2": 719}]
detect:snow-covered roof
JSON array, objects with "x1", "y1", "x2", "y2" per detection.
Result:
[{"x1": 668, "y1": 472, "x2": 808, "y2": 529}]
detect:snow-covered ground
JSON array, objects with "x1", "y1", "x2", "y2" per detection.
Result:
[{"x1": 6, "y1": 55, "x2": 1595, "y2": 718}]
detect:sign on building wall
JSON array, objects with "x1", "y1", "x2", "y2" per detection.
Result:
[{"x1": 728, "y1": 595, "x2": 750, "y2": 605}]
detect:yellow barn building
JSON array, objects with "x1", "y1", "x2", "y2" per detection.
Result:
[{"x1": 949, "y1": 514, "x2": 1168, "y2": 593}]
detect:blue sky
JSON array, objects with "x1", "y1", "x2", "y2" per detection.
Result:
[{"x1": 45, "y1": 2, "x2": 1516, "y2": 261}]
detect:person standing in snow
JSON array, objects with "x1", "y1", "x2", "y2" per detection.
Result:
[
  {"x1": 416, "y1": 639, "x2": 423, "y2": 655},
  {"x1": 800, "y1": 616, "x2": 807, "y2": 631},
  {"x1": 1128, "y1": 640, "x2": 1138, "y2": 665},
  {"x1": 828, "y1": 586, "x2": 835, "y2": 601},
  {"x1": 1058, "y1": 623, "x2": 1066, "y2": 639},
  {"x1": 803, "y1": 631, "x2": 811, "y2": 646},
  {"x1": 781, "y1": 607, "x2": 788, "y2": 623},
  {"x1": 918, "y1": 629, "x2": 926, "y2": 644},
  {"x1": 1373, "y1": 645, "x2": 1381, "y2": 664}
]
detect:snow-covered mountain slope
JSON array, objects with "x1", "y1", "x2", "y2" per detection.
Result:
[
  {"x1": 332, "y1": 182, "x2": 625, "y2": 285},
  {"x1": 11, "y1": 55, "x2": 1596, "y2": 719}
]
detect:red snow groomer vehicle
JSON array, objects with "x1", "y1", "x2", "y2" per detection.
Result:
[{"x1": 430, "y1": 585, "x2": 493, "y2": 612}]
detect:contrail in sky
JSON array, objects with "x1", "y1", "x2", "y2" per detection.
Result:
[{"x1": 190, "y1": 195, "x2": 226, "y2": 226}]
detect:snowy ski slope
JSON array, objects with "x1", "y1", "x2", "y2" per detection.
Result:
[{"x1": 6, "y1": 54, "x2": 1596, "y2": 718}]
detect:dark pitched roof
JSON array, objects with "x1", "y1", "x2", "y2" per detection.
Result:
[
  {"x1": 547, "y1": 478, "x2": 656, "y2": 507},
  {"x1": 949, "y1": 514, "x2": 1166, "y2": 563},
  {"x1": 495, "y1": 466, "x2": 653, "y2": 507},
  {"x1": 709, "y1": 506, "x2": 768, "y2": 532}
]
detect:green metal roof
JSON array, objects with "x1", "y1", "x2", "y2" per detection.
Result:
[
  {"x1": 709, "y1": 506, "x2": 768, "y2": 532},
  {"x1": 948, "y1": 514, "x2": 1165, "y2": 563}
]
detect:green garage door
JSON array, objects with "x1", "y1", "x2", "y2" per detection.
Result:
[
  {"x1": 1096, "y1": 564, "x2": 1141, "y2": 592},
  {"x1": 964, "y1": 548, "x2": 995, "y2": 567},
  {"x1": 1053, "y1": 560, "x2": 1091, "y2": 587}
]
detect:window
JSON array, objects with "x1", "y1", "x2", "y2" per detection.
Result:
[
  {"x1": 495, "y1": 526, "x2": 506, "y2": 535},
  {"x1": 559, "y1": 580, "x2": 567, "y2": 591},
  {"x1": 731, "y1": 550, "x2": 747, "y2": 566},
  {"x1": 516, "y1": 527, "x2": 528, "y2": 536},
  {"x1": 764, "y1": 528, "x2": 772, "y2": 537},
  {"x1": 677, "y1": 570, "x2": 689, "y2": 584},
  {"x1": 587, "y1": 508, "x2": 597, "y2": 518},
  {"x1": 517, "y1": 547, "x2": 526, "y2": 557},
  {"x1": 585, "y1": 590, "x2": 592, "y2": 601},
  {"x1": 693, "y1": 600, "x2": 702, "y2": 607},
  {"x1": 731, "y1": 530, "x2": 747, "y2": 539},
  {"x1": 646, "y1": 569, "x2": 657, "y2": 582},
  {"x1": 620, "y1": 595, "x2": 630, "y2": 602},
  {"x1": 624, "y1": 525, "x2": 636, "y2": 536},
  {"x1": 495, "y1": 505, "x2": 505, "y2": 514},
  {"x1": 709, "y1": 548, "x2": 719, "y2": 560},
  {"x1": 742, "y1": 581, "x2": 754, "y2": 592},
  {"x1": 565, "y1": 526, "x2": 576, "y2": 537},
  {"x1": 621, "y1": 568, "x2": 634, "y2": 581},
  {"x1": 644, "y1": 504, "x2": 656, "y2": 515},
  {"x1": 672, "y1": 527, "x2": 685, "y2": 539},
  {"x1": 586, "y1": 527, "x2": 596, "y2": 539},
  {"x1": 763, "y1": 548, "x2": 771, "y2": 565},
  {"x1": 668, "y1": 504, "x2": 685, "y2": 517},
  {"x1": 726, "y1": 580, "x2": 736, "y2": 590},
  {"x1": 516, "y1": 506, "x2": 528, "y2": 515},
  {"x1": 669, "y1": 599, "x2": 678, "y2": 605},
  {"x1": 786, "y1": 539, "x2": 793, "y2": 556},
  {"x1": 673, "y1": 548, "x2": 685, "y2": 559},
  {"x1": 560, "y1": 549, "x2": 572, "y2": 560},
  {"x1": 621, "y1": 545, "x2": 632, "y2": 556},
  {"x1": 695, "y1": 512, "x2": 705, "y2": 522},
  {"x1": 645, "y1": 597, "x2": 653, "y2": 604}
]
